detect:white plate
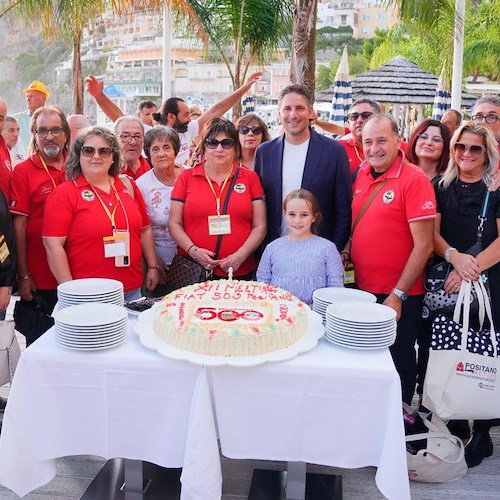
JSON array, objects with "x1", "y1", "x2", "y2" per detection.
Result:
[
  {"x1": 324, "y1": 337, "x2": 394, "y2": 350},
  {"x1": 55, "y1": 317, "x2": 128, "y2": 331},
  {"x1": 326, "y1": 302, "x2": 396, "y2": 324},
  {"x1": 55, "y1": 303, "x2": 128, "y2": 327},
  {"x1": 313, "y1": 288, "x2": 377, "y2": 304},
  {"x1": 57, "y1": 337, "x2": 127, "y2": 351},
  {"x1": 56, "y1": 332, "x2": 127, "y2": 345},
  {"x1": 326, "y1": 319, "x2": 396, "y2": 331},
  {"x1": 56, "y1": 329, "x2": 126, "y2": 341},
  {"x1": 57, "y1": 278, "x2": 123, "y2": 296},
  {"x1": 135, "y1": 306, "x2": 324, "y2": 367},
  {"x1": 326, "y1": 330, "x2": 396, "y2": 341}
]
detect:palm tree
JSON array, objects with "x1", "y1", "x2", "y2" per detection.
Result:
[
  {"x1": 0, "y1": 1, "x2": 200, "y2": 114},
  {"x1": 187, "y1": 0, "x2": 293, "y2": 115},
  {"x1": 289, "y1": 0, "x2": 318, "y2": 98}
]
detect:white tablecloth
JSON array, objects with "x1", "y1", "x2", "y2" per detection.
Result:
[{"x1": 0, "y1": 320, "x2": 410, "y2": 499}]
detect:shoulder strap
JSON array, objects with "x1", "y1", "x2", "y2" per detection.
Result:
[
  {"x1": 476, "y1": 190, "x2": 491, "y2": 244},
  {"x1": 351, "y1": 178, "x2": 389, "y2": 236},
  {"x1": 213, "y1": 164, "x2": 241, "y2": 260},
  {"x1": 118, "y1": 174, "x2": 135, "y2": 199}
]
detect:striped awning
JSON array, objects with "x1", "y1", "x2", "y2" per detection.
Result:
[
  {"x1": 432, "y1": 64, "x2": 451, "y2": 120},
  {"x1": 242, "y1": 95, "x2": 255, "y2": 115}
]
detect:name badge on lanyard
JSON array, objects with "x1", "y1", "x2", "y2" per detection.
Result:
[
  {"x1": 208, "y1": 214, "x2": 231, "y2": 235},
  {"x1": 103, "y1": 233, "x2": 126, "y2": 257}
]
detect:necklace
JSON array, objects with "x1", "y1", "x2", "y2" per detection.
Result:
[{"x1": 153, "y1": 168, "x2": 177, "y2": 187}]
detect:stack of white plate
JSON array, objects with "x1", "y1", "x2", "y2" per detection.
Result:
[
  {"x1": 313, "y1": 287, "x2": 376, "y2": 324},
  {"x1": 55, "y1": 303, "x2": 128, "y2": 350},
  {"x1": 57, "y1": 278, "x2": 124, "y2": 310},
  {"x1": 325, "y1": 301, "x2": 397, "y2": 350}
]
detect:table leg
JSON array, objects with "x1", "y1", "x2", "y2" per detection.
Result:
[
  {"x1": 120, "y1": 459, "x2": 151, "y2": 499},
  {"x1": 285, "y1": 462, "x2": 307, "y2": 500}
]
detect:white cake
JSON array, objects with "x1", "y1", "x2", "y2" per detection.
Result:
[{"x1": 153, "y1": 280, "x2": 309, "y2": 356}]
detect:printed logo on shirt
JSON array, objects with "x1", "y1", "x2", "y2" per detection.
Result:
[
  {"x1": 382, "y1": 190, "x2": 395, "y2": 204},
  {"x1": 9, "y1": 200, "x2": 15, "y2": 208},
  {"x1": 82, "y1": 190, "x2": 95, "y2": 202},
  {"x1": 422, "y1": 200, "x2": 435, "y2": 210},
  {"x1": 353, "y1": 188, "x2": 361, "y2": 197},
  {"x1": 234, "y1": 183, "x2": 246, "y2": 194}
]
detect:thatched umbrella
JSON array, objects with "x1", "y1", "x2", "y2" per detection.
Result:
[{"x1": 316, "y1": 56, "x2": 475, "y2": 138}]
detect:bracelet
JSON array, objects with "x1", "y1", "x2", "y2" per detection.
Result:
[
  {"x1": 444, "y1": 247, "x2": 457, "y2": 263},
  {"x1": 187, "y1": 244, "x2": 196, "y2": 257},
  {"x1": 148, "y1": 264, "x2": 160, "y2": 271},
  {"x1": 341, "y1": 250, "x2": 350, "y2": 255},
  {"x1": 18, "y1": 272, "x2": 31, "y2": 281},
  {"x1": 193, "y1": 247, "x2": 198, "y2": 262}
]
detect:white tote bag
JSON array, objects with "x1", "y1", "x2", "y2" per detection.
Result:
[{"x1": 423, "y1": 279, "x2": 500, "y2": 420}]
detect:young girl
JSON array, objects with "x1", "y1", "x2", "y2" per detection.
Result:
[{"x1": 257, "y1": 189, "x2": 343, "y2": 304}]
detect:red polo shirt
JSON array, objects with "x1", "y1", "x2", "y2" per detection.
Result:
[
  {"x1": 340, "y1": 137, "x2": 409, "y2": 175},
  {"x1": 0, "y1": 135, "x2": 12, "y2": 202},
  {"x1": 42, "y1": 175, "x2": 150, "y2": 292},
  {"x1": 171, "y1": 161, "x2": 264, "y2": 277},
  {"x1": 351, "y1": 154, "x2": 436, "y2": 295},
  {"x1": 122, "y1": 156, "x2": 150, "y2": 180},
  {"x1": 10, "y1": 154, "x2": 67, "y2": 289}
]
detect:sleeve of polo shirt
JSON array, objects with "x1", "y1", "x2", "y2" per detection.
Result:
[
  {"x1": 171, "y1": 170, "x2": 189, "y2": 203},
  {"x1": 247, "y1": 170, "x2": 264, "y2": 201},
  {"x1": 9, "y1": 164, "x2": 30, "y2": 216},
  {"x1": 404, "y1": 173, "x2": 437, "y2": 223},
  {"x1": 131, "y1": 180, "x2": 151, "y2": 228},
  {"x1": 42, "y1": 184, "x2": 76, "y2": 237}
]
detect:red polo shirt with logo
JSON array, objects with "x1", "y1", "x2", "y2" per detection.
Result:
[
  {"x1": 10, "y1": 154, "x2": 67, "y2": 289},
  {"x1": 171, "y1": 161, "x2": 264, "y2": 277},
  {"x1": 122, "y1": 156, "x2": 151, "y2": 180},
  {"x1": 0, "y1": 135, "x2": 12, "y2": 202},
  {"x1": 42, "y1": 175, "x2": 150, "y2": 292},
  {"x1": 351, "y1": 154, "x2": 436, "y2": 295}
]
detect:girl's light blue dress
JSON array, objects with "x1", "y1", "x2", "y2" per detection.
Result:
[{"x1": 257, "y1": 235, "x2": 343, "y2": 304}]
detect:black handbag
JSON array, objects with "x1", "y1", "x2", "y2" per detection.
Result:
[
  {"x1": 13, "y1": 293, "x2": 55, "y2": 347},
  {"x1": 422, "y1": 191, "x2": 490, "y2": 321}
]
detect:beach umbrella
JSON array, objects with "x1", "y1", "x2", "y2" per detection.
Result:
[
  {"x1": 432, "y1": 64, "x2": 451, "y2": 120},
  {"x1": 242, "y1": 95, "x2": 256, "y2": 115},
  {"x1": 328, "y1": 46, "x2": 352, "y2": 128}
]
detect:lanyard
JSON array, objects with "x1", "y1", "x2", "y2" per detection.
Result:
[
  {"x1": 38, "y1": 155, "x2": 57, "y2": 189},
  {"x1": 354, "y1": 143, "x2": 363, "y2": 164},
  {"x1": 205, "y1": 168, "x2": 233, "y2": 216},
  {"x1": 90, "y1": 178, "x2": 121, "y2": 232}
]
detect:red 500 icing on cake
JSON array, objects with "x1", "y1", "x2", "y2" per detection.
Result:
[{"x1": 153, "y1": 280, "x2": 308, "y2": 356}]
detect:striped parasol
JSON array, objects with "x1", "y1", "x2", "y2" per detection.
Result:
[
  {"x1": 242, "y1": 95, "x2": 256, "y2": 115},
  {"x1": 329, "y1": 46, "x2": 352, "y2": 128},
  {"x1": 432, "y1": 64, "x2": 451, "y2": 120}
]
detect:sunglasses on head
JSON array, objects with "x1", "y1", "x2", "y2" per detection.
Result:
[
  {"x1": 238, "y1": 126, "x2": 262, "y2": 135},
  {"x1": 348, "y1": 111, "x2": 373, "y2": 121},
  {"x1": 204, "y1": 138, "x2": 235, "y2": 150},
  {"x1": 454, "y1": 143, "x2": 485, "y2": 156},
  {"x1": 81, "y1": 146, "x2": 113, "y2": 158}
]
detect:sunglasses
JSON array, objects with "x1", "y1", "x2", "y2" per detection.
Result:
[
  {"x1": 238, "y1": 126, "x2": 262, "y2": 135},
  {"x1": 204, "y1": 138, "x2": 234, "y2": 150},
  {"x1": 348, "y1": 112, "x2": 373, "y2": 122},
  {"x1": 454, "y1": 143, "x2": 485, "y2": 156},
  {"x1": 417, "y1": 133, "x2": 443, "y2": 144},
  {"x1": 81, "y1": 146, "x2": 113, "y2": 158}
]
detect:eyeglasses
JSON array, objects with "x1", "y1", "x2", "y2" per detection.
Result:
[
  {"x1": 81, "y1": 146, "x2": 113, "y2": 158},
  {"x1": 348, "y1": 112, "x2": 373, "y2": 122},
  {"x1": 417, "y1": 133, "x2": 443, "y2": 144},
  {"x1": 36, "y1": 127, "x2": 65, "y2": 138},
  {"x1": 454, "y1": 143, "x2": 486, "y2": 156},
  {"x1": 238, "y1": 126, "x2": 263, "y2": 135},
  {"x1": 204, "y1": 138, "x2": 235, "y2": 150},
  {"x1": 471, "y1": 114, "x2": 499, "y2": 124},
  {"x1": 119, "y1": 133, "x2": 143, "y2": 143}
]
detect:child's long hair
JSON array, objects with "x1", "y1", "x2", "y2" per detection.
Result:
[{"x1": 283, "y1": 189, "x2": 323, "y2": 235}]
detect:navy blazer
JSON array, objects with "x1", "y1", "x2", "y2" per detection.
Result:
[{"x1": 255, "y1": 128, "x2": 352, "y2": 251}]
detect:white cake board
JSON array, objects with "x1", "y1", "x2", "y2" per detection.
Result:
[{"x1": 134, "y1": 305, "x2": 324, "y2": 367}]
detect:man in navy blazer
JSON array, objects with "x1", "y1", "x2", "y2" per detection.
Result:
[{"x1": 255, "y1": 84, "x2": 352, "y2": 251}]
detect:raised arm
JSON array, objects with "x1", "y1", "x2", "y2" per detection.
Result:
[
  {"x1": 85, "y1": 75, "x2": 125, "y2": 122},
  {"x1": 197, "y1": 72, "x2": 262, "y2": 130}
]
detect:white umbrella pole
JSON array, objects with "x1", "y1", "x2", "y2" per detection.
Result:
[
  {"x1": 162, "y1": 7, "x2": 172, "y2": 101},
  {"x1": 451, "y1": 0, "x2": 465, "y2": 110}
]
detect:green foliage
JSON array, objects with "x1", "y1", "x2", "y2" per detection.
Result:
[
  {"x1": 316, "y1": 26, "x2": 363, "y2": 53},
  {"x1": 363, "y1": 28, "x2": 389, "y2": 60},
  {"x1": 316, "y1": 53, "x2": 369, "y2": 91}
]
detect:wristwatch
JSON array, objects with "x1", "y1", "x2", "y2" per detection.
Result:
[{"x1": 392, "y1": 288, "x2": 408, "y2": 301}]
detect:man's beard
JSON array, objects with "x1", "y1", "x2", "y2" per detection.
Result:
[
  {"x1": 43, "y1": 145, "x2": 61, "y2": 158},
  {"x1": 173, "y1": 117, "x2": 189, "y2": 134}
]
